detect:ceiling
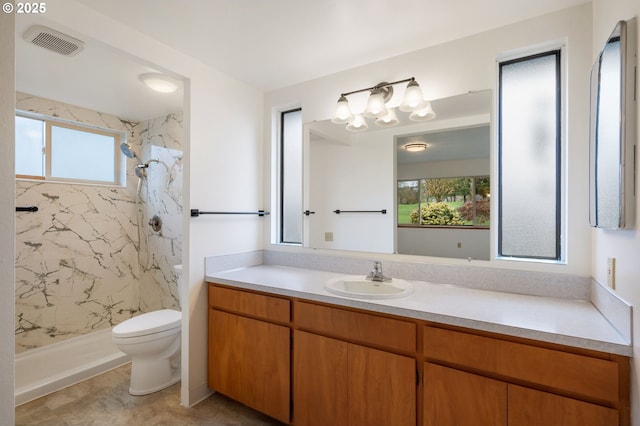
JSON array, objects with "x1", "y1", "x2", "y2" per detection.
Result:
[
  {"x1": 15, "y1": 0, "x2": 589, "y2": 121},
  {"x1": 396, "y1": 125, "x2": 490, "y2": 164}
]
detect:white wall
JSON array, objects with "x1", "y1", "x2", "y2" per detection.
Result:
[
  {"x1": 592, "y1": 1, "x2": 640, "y2": 423},
  {"x1": 0, "y1": 7, "x2": 15, "y2": 424},
  {"x1": 307, "y1": 131, "x2": 395, "y2": 253},
  {"x1": 265, "y1": 4, "x2": 593, "y2": 275},
  {"x1": 36, "y1": 0, "x2": 263, "y2": 407}
]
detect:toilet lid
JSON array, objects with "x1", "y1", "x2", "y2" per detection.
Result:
[{"x1": 113, "y1": 309, "x2": 181, "y2": 338}]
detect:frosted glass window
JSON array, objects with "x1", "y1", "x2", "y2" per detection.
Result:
[
  {"x1": 15, "y1": 114, "x2": 121, "y2": 185},
  {"x1": 50, "y1": 124, "x2": 117, "y2": 183},
  {"x1": 499, "y1": 51, "x2": 561, "y2": 260},
  {"x1": 281, "y1": 108, "x2": 302, "y2": 244},
  {"x1": 15, "y1": 116, "x2": 45, "y2": 177}
]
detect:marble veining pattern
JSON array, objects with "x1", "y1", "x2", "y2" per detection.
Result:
[
  {"x1": 137, "y1": 112, "x2": 184, "y2": 312},
  {"x1": 15, "y1": 93, "x2": 182, "y2": 353}
]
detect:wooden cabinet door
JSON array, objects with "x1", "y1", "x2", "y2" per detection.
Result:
[
  {"x1": 294, "y1": 331, "x2": 415, "y2": 426},
  {"x1": 293, "y1": 330, "x2": 348, "y2": 426},
  {"x1": 208, "y1": 310, "x2": 290, "y2": 423},
  {"x1": 508, "y1": 385, "x2": 618, "y2": 426},
  {"x1": 349, "y1": 344, "x2": 416, "y2": 426},
  {"x1": 424, "y1": 363, "x2": 507, "y2": 426}
]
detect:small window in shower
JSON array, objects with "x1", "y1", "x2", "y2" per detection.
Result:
[{"x1": 15, "y1": 112, "x2": 122, "y2": 185}]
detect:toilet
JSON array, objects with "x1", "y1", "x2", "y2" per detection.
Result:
[{"x1": 112, "y1": 265, "x2": 183, "y2": 395}]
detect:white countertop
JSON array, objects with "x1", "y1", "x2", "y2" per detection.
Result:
[{"x1": 206, "y1": 264, "x2": 631, "y2": 356}]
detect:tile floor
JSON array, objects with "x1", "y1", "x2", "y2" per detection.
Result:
[{"x1": 15, "y1": 364, "x2": 285, "y2": 425}]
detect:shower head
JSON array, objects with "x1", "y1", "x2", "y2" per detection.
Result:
[{"x1": 120, "y1": 142, "x2": 141, "y2": 161}]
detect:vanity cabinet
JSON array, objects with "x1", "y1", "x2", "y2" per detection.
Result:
[
  {"x1": 208, "y1": 285, "x2": 291, "y2": 423},
  {"x1": 423, "y1": 325, "x2": 626, "y2": 426},
  {"x1": 207, "y1": 283, "x2": 629, "y2": 426},
  {"x1": 293, "y1": 301, "x2": 416, "y2": 426}
]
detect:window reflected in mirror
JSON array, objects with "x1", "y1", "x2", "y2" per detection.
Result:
[{"x1": 398, "y1": 177, "x2": 490, "y2": 227}]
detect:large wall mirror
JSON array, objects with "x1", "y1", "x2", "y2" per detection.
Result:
[
  {"x1": 304, "y1": 90, "x2": 491, "y2": 260},
  {"x1": 589, "y1": 18, "x2": 637, "y2": 229}
]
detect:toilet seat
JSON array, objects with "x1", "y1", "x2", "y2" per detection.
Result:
[{"x1": 113, "y1": 309, "x2": 181, "y2": 339}]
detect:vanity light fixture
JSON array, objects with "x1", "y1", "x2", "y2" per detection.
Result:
[
  {"x1": 332, "y1": 77, "x2": 435, "y2": 131},
  {"x1": 139, "y1": 72, "x2": 180, "y2": 93},
  {"x1": 403, "y1": 142, "x2": 428, "y2": 152}
]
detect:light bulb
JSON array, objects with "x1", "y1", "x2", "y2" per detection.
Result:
[
  {"x1": 331, "y1": 95, "x2": 353, "y2": 124},
  {"x1": 346, "y1": 114, "x2": 369, "y2": 132},
  {"x1": 363, "y1": 89, "x2": 388, "y2": 118},
  {"x1": 400, "y1": 80, "x2": 426, "y2": 112},
  {"x1": 409, "y1": 102, "x2": 436, "y2": 121},
  {"x1": 375, "y1": 108, "x2": 399, "y2": 126}
]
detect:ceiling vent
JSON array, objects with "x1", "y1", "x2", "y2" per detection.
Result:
[{"x1": 23, "y1": 25, "x2": 85, "y2": 57}]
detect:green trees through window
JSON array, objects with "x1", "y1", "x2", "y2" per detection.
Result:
[{"x1": 398, "y1": 176, "x2": 490, "y2": 227}]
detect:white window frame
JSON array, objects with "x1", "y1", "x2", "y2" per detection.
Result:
[{"x1": 15, "y1": 111, "x2": 124, "y2": 186}]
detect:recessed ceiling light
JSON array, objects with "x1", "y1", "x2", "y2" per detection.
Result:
[
  {"x1": 139, "y1": 73, "x2": 180, "y2": 93},
  {"x1": 403, "y1": 143, "x2": 428, "y2": 152}
]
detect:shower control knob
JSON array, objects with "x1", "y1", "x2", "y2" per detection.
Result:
[{"x1": 149, "y1": 215, "x2": 162, "y2": 232}]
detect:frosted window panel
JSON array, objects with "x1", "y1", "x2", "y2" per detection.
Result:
[
  {"x1": 50, "y1": 125, "x2": 116, "y2": 183},
  {"x1": 15, "y1": 116, "x2": 44, "y2": 176},
  {"x1": 595, "y1": 39, "x2": 622, "y2": 228},
  {"x1": 282, "y1": 109, "x2": 302, "y2": 243},
  {"x1": 500, "y1": 53, "x2": 559, "y2": 259}
]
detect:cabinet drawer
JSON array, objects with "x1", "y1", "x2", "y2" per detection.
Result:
[
  {"x1": 295, "y1": 301, "x2": 416, "y2": 353},
  {"x1": 424, "y1": 326, "x2": 619, "y2": 404},
  {"x1": 209, "y1": 284, "x2": 290, "y2": 323}
]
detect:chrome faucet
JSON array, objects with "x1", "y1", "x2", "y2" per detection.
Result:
[{"x1": 366, "y1": 261, "x2": 389, "y2": 282}]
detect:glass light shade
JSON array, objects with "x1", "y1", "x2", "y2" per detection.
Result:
[
  {"x1": 139, "y1": 73, "x2": 179, "y2": 93},
  {"x1": 409, "y1": 102, "x2": 436, "y2": 121},
  {"x1": 345, "y1": 114, "x2": 369, "y2": 132},
  {"x1": 403, "y1": 143, "x2": 428, "y2": 152},
  {"x1": 399, "y1": 80, "x2": 426, "y2": 112},
  {"x1": 331, "y1": 95, "x2": 353, "y2": 124},
  {"x1": 375, "y1": 108, "x2": 399, "y2": 126},
  {"x1": 363, "y1": 90, "x2": 389, "y2": 118}
]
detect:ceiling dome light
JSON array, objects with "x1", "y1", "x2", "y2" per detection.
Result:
[
  {"x1": 375, "y1": 108, "x2": 399, "y2": 126},
  {"x1": 346, "y1": 114, "x2": 369, "y2": 132},
  {"x1": 139, "y1": 73, "x2": 180, "y2": 93},
  {"x1": 409, "y1": 102, "x2": 436, "y2": 121},
  {"x1": 331, "y1": 95, "x2": 353, "y2": 124},
  {"x1": 399, "y1": 79, "x2": 426, "y2": 112},
  {"x1": 403, "y1": 143, "x2": 428, "y2": 152}
]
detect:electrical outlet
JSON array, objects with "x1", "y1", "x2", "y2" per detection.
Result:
[
  {"x1": 324, "y1": 232, "x2": 334, "y2": 242},
  {"x1": 607, "y1": 257, "x2": 616, "y2": 289}
]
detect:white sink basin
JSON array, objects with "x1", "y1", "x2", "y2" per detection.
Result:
[{"x1": 324, "y1": 276, "x2": 414, "y2": 299}]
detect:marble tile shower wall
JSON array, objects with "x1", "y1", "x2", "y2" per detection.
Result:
[
  {"x1": 137, "y1": 113, "x2": 183, "y2": 312},
  {"x1": 14, "y1": 93, "x2": 182, "y2": 352}
]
